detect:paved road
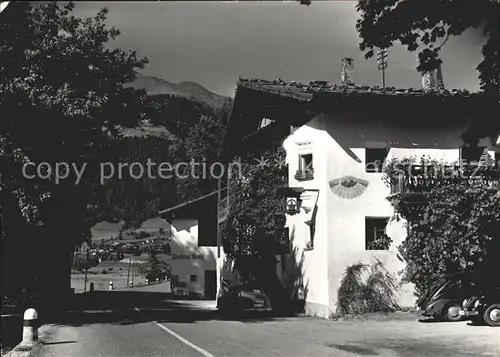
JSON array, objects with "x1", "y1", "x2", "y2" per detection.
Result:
[{"x1": 36, "y1": 288, "x2": 500, "y2": 357}]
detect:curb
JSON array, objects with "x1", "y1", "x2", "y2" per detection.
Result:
[{"x1": 4, "y1": 325, "x2": 49, "y2": 357}]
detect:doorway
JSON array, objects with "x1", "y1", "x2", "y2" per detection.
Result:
[{"x1": 204, "y1": 270, "x2": 217, "y2": 299}]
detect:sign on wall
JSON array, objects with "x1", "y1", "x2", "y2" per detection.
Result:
[
  {"x1": 170, "y1": 253, "x2": 204, "y2": 260},
  {"x1": 329, "y1": 176, "x2": 369, "y2": 199}
]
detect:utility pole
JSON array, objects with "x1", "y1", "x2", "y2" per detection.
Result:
[
  {"x1": 84, "y1": 244, "x2": 89, "y2": 293},
  {"x1": 131, "y1": 258, "x2": 135, "y2": 286},
  {"x1": 377, "y1": 48, "x2": 388, "y2": 89},
  {"x1": 217, "y1": 178, "x2": 222, "y2": 259}
]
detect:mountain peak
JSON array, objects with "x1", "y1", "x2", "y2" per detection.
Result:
[{"x1": 129, "y1": 72, "x2": 230, "y2": 109}]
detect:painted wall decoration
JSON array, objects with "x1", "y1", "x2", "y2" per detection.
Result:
[{"x1": 329, "y1": 176, "x2": 369, "y2": 199}]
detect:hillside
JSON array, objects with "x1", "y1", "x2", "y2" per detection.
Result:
[{"x1": 130, "y1": 72, "x2": 231, "y2": 110}]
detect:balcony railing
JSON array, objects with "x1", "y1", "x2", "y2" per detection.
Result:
[
  {"x1": 294, "y1": 168, "x2": 314, "y2": 181},
  {"x1": 389, "y1": 164, "x2": 500, "y2": 196}
]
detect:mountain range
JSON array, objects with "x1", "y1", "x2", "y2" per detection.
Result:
[{"x1": 130, "y1": 72, "x2": 231, "y2": 110}]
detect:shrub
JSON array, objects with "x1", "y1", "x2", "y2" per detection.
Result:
[
  {"x1": 384, "y1": 156, "x2": 500, "y2": 293},
  {"x1": 367, "y1": 233, "x2": 392, "y2": 250},
  {"x1": 140, "y1": 252, "x2": 170, "y2": 281},
  {"x1": 101, "y1": 269, "x2": 108, "y2": 274},
  {"x1": 336, "y1": 260, "x2": 400, "y2": 315}
]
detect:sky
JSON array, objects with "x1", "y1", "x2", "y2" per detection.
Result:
[{"x1": 72, "y1": 1, "x2": 488, "y2": 97}]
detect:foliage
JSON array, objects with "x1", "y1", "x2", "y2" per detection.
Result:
[
  {"x1": 221, "y1": 145, "x2": 288, "y2": 259},
  {"x1": 0, "y1": 1, "x2": 148, "y2": 303},
  {"x1": 300, "y1": 0, "x2": 499, "y2": 96},
  {"x1": 140, "y1": 252, "x2": 170, "y2": 282},
  {"x1": 161, "y1": 242, "x2": 171, "y2": 255},
  {"x1": 95, "y1": 135, "x2": 179, "y2": 233},
  {"x1": 72, "y1": 255, "x2": 99, "y2": 271},
  {"x1": 384, "y1": 156, "x2": 500, "y2": 294},
  {"x1": 221, "y1": 144, "x2": 297, "y2": 314},
  {"x1": 355, "y1": 0, "x2": 500, "y2": 96},
  {"x1": 336, "y1": 260, "x2": 400, "y2": 315},
  {"x1": 367, "y1": 233, "x2": 393, "y2": 250},
  {"x1": 0, "y1": 1, "x2": 228, "y2": 305}
]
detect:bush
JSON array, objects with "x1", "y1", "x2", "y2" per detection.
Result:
[
  {"x1": 384, "y1": 156, "x2": 500, "y2": 293},
  {"x1": 134, "y1": 231, "x2": 150, "y2": 239},
  {"x1": 337, "y1": 260, "x2": 400, "y2": 315},
  {"x1": 140, "y1": 252, "x2": 170, "y2": 282},
  {"x1": 101, "y1": 269, "x2": 108, "y2": 274},
  {"x1": 367, "y1": 233, "x2": 392, "y2": 250}
]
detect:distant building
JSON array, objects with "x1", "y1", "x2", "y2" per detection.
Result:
[
  {"x1": 221, "y1": 58, "x2": 500, "y2": 318},
  {"x1": 158, "y1": 192, "x2": 222, "y2": 299}
]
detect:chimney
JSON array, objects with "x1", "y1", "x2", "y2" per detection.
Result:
[
  {"x1": 421, "y1": 63, "x2": 445, "y2": 92},
  {"x1": 341, "y1": 57, "x2": 354, "y2": 85}
]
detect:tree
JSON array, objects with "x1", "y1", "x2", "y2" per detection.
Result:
[
  {"x1": 301, "y1": 0, "x2": 500, "y2": 96},
  {"x1": 221, "y1": 145, "x2": 295, "y2": 313},
  {"x1": 221, "y1": 146, "x2": 288, "y2": 259},
  {"x1": 0, "y1": 1, "x2": 148, "y2": 307},
  {"x1": 384, "y1": 157, "x2": 500, "y2": 294},
  {"x1": 140, "y1": 252, "x2": 170, "y2": 282}
]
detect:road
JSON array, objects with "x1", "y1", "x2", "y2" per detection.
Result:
[{"x1": 36, "y1": 286, "x2": 500, "y2": 357}]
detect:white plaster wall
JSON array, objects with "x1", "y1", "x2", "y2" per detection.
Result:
[
  {"x1": 165, "y1": 219, "x2": 217, "y2": 297},
  {"x1": 284, "y1": 126, "x2": 330, "y2": 315},
  {"x1": 283, "y1": 112, "x2": 495, "y2": 316}
]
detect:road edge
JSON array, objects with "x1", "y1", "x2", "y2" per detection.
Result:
[{"x1": 4, "y1": 324, "x2": 50, "y2": 357}]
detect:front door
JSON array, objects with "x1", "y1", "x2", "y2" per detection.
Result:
[{"x1": 204, "y1": 270, "x2": 217, "y2": 299}]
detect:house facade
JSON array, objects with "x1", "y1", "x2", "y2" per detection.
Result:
[
  {"x1": 283, "y1": 110, "x2": 498, "y2": 318},
  {"x1": 221, "y1": 58, "x2": 500, "y2": 318},
  {"x1": 159, "y1": 192, "x2": 223, "y2": 299}
]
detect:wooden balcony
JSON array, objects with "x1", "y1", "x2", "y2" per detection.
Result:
[{"x1": 388, "y1": 164, "x2": 500, "y2": 196}]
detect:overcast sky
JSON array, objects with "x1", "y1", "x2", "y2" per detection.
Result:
[{"x1": 73, "y1": 1, "x2": 487, "y2": 97}]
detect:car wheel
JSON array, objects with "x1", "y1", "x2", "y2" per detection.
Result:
[
  {"x1": 482, "y1": 304, "x2": 500, "y2": 327},
  {"x1": 442, "y1": 303, "x2": 463, "y2": 322}
]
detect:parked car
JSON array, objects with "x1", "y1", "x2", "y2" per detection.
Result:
[
  {"x1": 459, "y1": 286, "x2": 500, "y2": 327},
  {"x1": 417, "y1": 271, "x2": 477, "y2": 321},
  {"x1": 173, "y1": 282, "x2": 188, "y2": 296},
  {"x1": 217, "y1": 281, "x2": 271, "y2": 316}
]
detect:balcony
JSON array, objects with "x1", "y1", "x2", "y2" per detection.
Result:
[
  {"x1": 388, "y1": 164, "x2": 500, "y2": 197},
  {"x1": 294, "y1": 168, "x2": 314, "y2": 181}
]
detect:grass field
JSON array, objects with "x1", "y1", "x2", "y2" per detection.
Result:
[
  {"x1": 91, "y1": 218, "x2": 171, "y2": 242},
  {"x1": 71, "y1": 258, "x2": 149, "y2": 293}
]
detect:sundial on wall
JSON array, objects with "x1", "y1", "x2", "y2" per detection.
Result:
[{"x1": 329, "y1": 176, "x2": 369, "y2": 199}]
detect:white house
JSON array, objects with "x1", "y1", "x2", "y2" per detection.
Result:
[
  {"x1": 221, "y1": 58, "x2": 500, "y2": 318},
  {"x1": 159, "y1": 192, "x2": 224, "y2": 299}
]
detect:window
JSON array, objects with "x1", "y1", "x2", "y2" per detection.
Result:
[
  {"x1": 258, "y1": 118, "x2": 274, "y2": 129},
  {"x1": 190, "y1": 275, "x2": 197, "y2": 283},
  {"x1": 460, "y1": 146, "x2": 487, "y2": 165},
  {"x1": 299, "y1": 153, "x2": 313, "y2": 171},
  {"x1": 295, "y1": 153, "x2": 314, "y2": 181},
  {"x1": 365, "y1": 217, "x2": 391, "y2": 250},
  {"x1": 365, "y1": 148, "x2": 389, "y2": 173}
]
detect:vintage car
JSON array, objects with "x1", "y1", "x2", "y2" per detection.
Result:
[
  {"x1": 417, "y1": 271, "x2": 477, "y2": 321},
  {"x1": 217, "y1": 281, "x2": 272, "y2": 316},
  {"x1": 459, "y1": 287, "x2": 500, "y2": 327}
]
